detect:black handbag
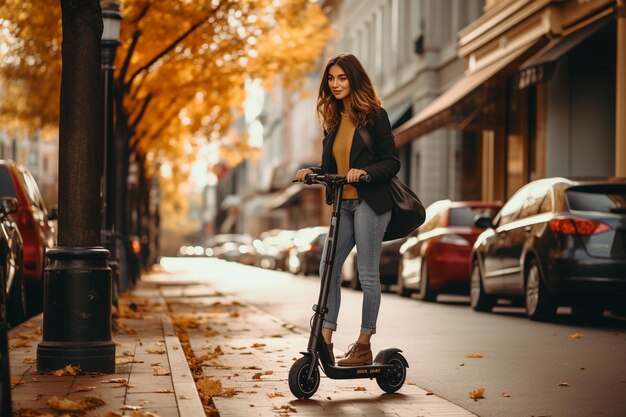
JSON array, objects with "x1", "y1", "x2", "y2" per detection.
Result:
[{"x1": 358, "y1": 127, "x2": 426, "y2": 241}]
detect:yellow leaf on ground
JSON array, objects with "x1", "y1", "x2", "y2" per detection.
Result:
[
  {"x1": 52, "y1": 365, "x2": 81, "y2": 376},
  {"x1": 568, "y1": 332, "x2": 584, "y2": 339},
  {"x1": 147, "y1": 346, "x2": 166, "y2": 354},
  {"x1": 47, "y1": 396, "x2": 105, "y2": 411},
  {"x1": 74, "y1": 386, "x2": 97, "y2": 392},
  {"x1": 23, "y1": 358, "x2": 36, "y2": 364},
  {"x1": 354, "y1": 386, "x2": 366, "y2": 391},
  {"x1": 264, "y1": 371, "x2": 274, "y2": 375},
  {"x1": 464, "y1": 353, "x2": 483, "y2": 358},
  {"x1": 252, "y1": 343, "x2": 266, "y2": 348},
  {"x1": 12, "y1": 408, "x2": 55, "y2": 417},
  {"x1": 252, "y1": 373, "x2": 263, "y2": 380},
  {"x1": 558, "y1": 382, "x2": 570, "y2": 387},
  {"x1": 469, "y1": 387, "x2": 485, "y2": 401},
  {"x1": 197, "y1": 377, "x2": 223, "y2": 397},
  {"x1": 121, "y1": 404, "x2": 143, "y2": 410},
  {"x1": 267, "y1": 392, "x2": 284, "y2": 398},
  {"x1": 501, "y1": 392, "x2": 511, "y2": 397},
  {"x1": 123, "y1": 351, "x2": 135, "y2": 356},
  {"x1": 243, "y1": 366, "x2": 262, "y2": 370},
  {"x1": 152, "y1": 367, "x2": 171, "y2": 376},
  {"x1": 222, "y1": 388, "x2": 238, "y2": 397},
  {"x1": 10, "y1": 340, "x2": 32, "y2": 349}
]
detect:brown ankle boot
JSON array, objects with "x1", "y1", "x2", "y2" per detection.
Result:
[
  {"x1": 337, "y1": 342, "x2": 372, "y2": 366},
  {"x1": 326, "y1": 343, "x2": 335, "y2": 365}
]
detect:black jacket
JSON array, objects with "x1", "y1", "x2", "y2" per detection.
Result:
[{"x1": 308, "y1": 108, "x2": 400, "y2": 215}]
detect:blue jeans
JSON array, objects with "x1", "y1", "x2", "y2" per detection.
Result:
[{"x1": 320, "y1": 199, "x2": 392, "y2": 335}]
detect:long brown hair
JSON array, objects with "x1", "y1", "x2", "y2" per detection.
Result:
[{"x1": 316, "y1": 53, "x2": 382, "y2": 132}]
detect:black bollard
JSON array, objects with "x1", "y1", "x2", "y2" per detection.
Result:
[{"x1": 37, "y1": 247, "x2": 115, "y2": 373}]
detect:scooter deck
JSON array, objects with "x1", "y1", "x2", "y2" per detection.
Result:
[{"x1": 321, "y1": 362, "x2": 399, "y2": 380}]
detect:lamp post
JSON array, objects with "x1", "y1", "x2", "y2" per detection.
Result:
[{"x1": 101, "y1": 1, "x2": 121, "y2": 301}]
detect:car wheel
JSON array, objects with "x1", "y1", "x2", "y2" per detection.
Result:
[
  {"x1": 416, "y1": 261, "x2": 436, "y2": 302},
  {"x1": 396, "y1": 261, "x2": 411, "y2": 298},
  {"x1": 470, "y1": 260, "x2": 496, "y2": 312},
  {"x1": 525, "y1": 259, "x2": 557, "y2": 321}
]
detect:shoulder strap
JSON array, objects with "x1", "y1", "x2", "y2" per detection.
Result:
[{"x1": 358, "y1": 127, "x2": 377, "y2": 156}]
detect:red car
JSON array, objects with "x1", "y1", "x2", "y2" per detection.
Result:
[
  {"x1": 396, "y1": 200, "x2": 501, "y2": 302},
  {"x1": 0, "y1": 160, "x2": 56, "y2": 315}
]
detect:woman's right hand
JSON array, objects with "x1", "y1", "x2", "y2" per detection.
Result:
[{"x1": 296, "y1": 168, "x2": 313, "y2": 182}]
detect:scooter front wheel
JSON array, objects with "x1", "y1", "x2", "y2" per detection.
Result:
[
  {"x1": 288, "y1": 356, "x2": 320, "y2": 399},
  {"x1": 376, "y1": 353, "x2": 407, "y2": 393}
]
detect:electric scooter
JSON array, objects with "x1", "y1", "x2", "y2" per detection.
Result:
[{"x1": 288, "y1": 173, "x2": 408, "y2": 399}]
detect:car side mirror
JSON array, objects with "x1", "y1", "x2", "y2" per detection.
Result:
[
  {"x1": 474, "y1": 215, "x2": 494, "y2": 229},
  {"x1": 0, "y1": 197, "x2": 19, "y2": 216},
  {"x1": 49, "y1": 206, "x2": 58, "y2": 221}
]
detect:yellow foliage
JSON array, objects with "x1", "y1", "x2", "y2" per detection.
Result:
[{"x1": 0, "y1": 0, "x2": 331, "y2": 219}]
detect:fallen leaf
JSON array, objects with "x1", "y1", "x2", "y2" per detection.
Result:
[
  {"x1": 568, "y1": 332, "x2": 584, "y2": 339},
  {"x1": 501, "y1": 392, "x2": 511, "y2": 397},
  {"x1": 252, "y1": 343, "x2": 266, "y2": 348},
  {"x1": 123, "y1": 351, "x2": 135, "y2": 356},
  {"x1": 267, "y1": 392, "x2": 284, "y2": 398},
  {"x1": 469, "y1": 387, "x2": 485, "y2": 401},
  {"x1": 425, "y1": 391, "x2": 434, "y2": 395},
  {"x1": 74, "y1": 386, "x2": 97, "y2": 392},
  {"x1": 116, "y1": 357, "x2": 142, "y2": 365},
  {"x1": 272, "y1": 405, "x2": 296, "y2": 413},
  {"x1": 354, "y1": 386, "x2": 366, "y2": 391},
  {"x1": 222, "y1": 388, "x2": 238, "y2": 397},
  {"x1": 326, "y1": 397, "x2": 332, "y2": 400},
  {"x1": 464, "y1": 353, "x2": 483, "y2": 358},
  {"x1": 152, "y1": 367, "x2": 171, "y2": 376},
  {"x1": 12, "y1": 408, "x2": 55, "y2": 417},
  {"x1": 406, "y1": 380, "x2": 417, "y2": 385},
  {"x1": 197, "y1": 377, "x2": 222, "y2": 397},
  {"x1": 147, "y1": 346, "x2": 166, "y2": 354},
  {"x1": 52, "y1": 365, "x2": 81, "y2": 376},
  {"x1": 156, "y1": 389, "x2": 174, "y2": 393},
  {"x1": 22, "y1": 322, "x2": 38, "y2": 329},
  {"x1": 10, "y1": 340, "x2": 33, "y2": 349},
  {"x1": 121, "y1": 404, "x2": 142, "y2": 410},
  {"x1": 10, "y1": 378, "x2": 24, "y2": 388},
  {"x1": 23, "y1": 358, "x2": 36, "y2": 364},
  {"x1": 229, "y1": 311, "x2": 240, "y2": 318},
  {"x1": 252, "y1": 373, "x2": 263, "y2": 380},
  {"x1": 243, "y1": 366, "x2": 262, "y2": 370},
  {"x1": 270, "y1": 334, "x2": 283, "y2": 338},
  {"x1": 264, "y1": 370, "x2": 274, "y2": 375},
  {"x1": 558, "y1": 382, "x2": 570, "y2": 387},
  {"x1": 47, "y1": 396, "x2": 105, "y2": 411}
]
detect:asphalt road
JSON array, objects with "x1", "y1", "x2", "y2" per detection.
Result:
[{"x1": 160, "y1": 257, "x2": 626, "y2": 417}]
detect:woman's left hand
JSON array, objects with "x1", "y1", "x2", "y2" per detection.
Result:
[{"x1": 346, "y1": 168, "x2": 368, "y2": 183}]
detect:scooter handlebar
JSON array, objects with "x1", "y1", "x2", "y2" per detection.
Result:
[{"x1": 302, "y1": 173, "x2": 371, "y2": 184}]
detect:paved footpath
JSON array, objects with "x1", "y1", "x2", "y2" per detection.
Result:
[{"x1": 8, "y1": 269, "x2": 477, "y2": 417}]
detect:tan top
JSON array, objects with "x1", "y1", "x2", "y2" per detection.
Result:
[{"x1": 333, "y1": 113, "x2": 358, "y2": 199}]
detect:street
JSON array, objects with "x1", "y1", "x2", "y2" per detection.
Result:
[{"x1": 161, "y1": 257, "x2": 626, "y2": 417}]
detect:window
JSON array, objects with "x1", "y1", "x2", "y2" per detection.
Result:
[
  {"x1": 496, "y1": 187, "x2": 529, "y2": 226},
  {"x1": 0, "y1": 167, "x2": 16, "y2": 197},
  {"x1": 566, "y1": 185, "x2": 626, "y2": 213},
  {"x1": 519, "y1": 183, "x2": 548, "y2": 219},
  {"x1": 449, "y1": 206, "x2": 500, "y2": 227}
]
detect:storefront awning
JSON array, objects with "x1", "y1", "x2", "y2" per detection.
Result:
[
  {"x1": 518, "y1": 13, "x2": 614, "y2": 89},
  {"x1": 393, "y1": 41, "x2": 542, "y2": 146}
]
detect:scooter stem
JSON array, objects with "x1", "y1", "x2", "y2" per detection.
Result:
[{"x1": 307, "y1": 181, "x2": 344, "y2": 356}]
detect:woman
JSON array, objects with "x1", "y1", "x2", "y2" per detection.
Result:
[{"x1": 295, "y1": 53, "x2": 400, "y2": 366}]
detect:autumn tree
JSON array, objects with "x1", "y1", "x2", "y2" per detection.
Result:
[{"x1": 0, "y1": 0, "x2": 331, "y2": 222}]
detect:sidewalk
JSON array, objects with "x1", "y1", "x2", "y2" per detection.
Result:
[{"x1": 8, "y1": 269, "x2": 477, "y2": 417}]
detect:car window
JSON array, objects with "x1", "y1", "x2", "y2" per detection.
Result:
[
  {"x1": 519, "y1": 183, "x2": 548, "y2": 219},
  {"x1": 566, "y1": 185, "x2": 626, "y2": 213},
  {"x1": 19, "y1": 169, "x2": 44, "y2": 210},
  {"x1": 496, "y1": 187, "x2": 529, "y2": 226},
  {"x1": 449, "y1": 206, "x2": 500, "y2": 227},
  {"x1": 0, "y1": 167, "x2": 17, "y2": 197}
]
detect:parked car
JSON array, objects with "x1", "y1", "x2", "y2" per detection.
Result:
[
  {"x1": 0, "y1": 197, "x2": 26, "y2": 326},
  {"x1": 341, "y1": 237, "x2": 407, "y2": 290},
  {"x1": 208, "y1": 233, "x2": 256, "y2": 265},
  {"x1": 470, "y1": 177, "x2": 626, "y2": 321},
  {"x1": 397, "y1": 200, "x2": 501, "y2": 301},
  {"x1": 287, "y1": 227, "x2": 328, "y2": 275},
  {"x1": 255, "y1": 229, "x2": 296, "y2": 271},
  {"x1": 0, "y1": 160, "x2": 56, "y2": 315}
]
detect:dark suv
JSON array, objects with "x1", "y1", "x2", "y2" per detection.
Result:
[
  {"x1": 471, "y1": 177, "x2": 626, "y2": 321},
  {"x1": 0, "y1": 160, "x2": 56, "y2": 315}
]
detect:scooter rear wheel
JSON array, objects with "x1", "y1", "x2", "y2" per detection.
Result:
[
  {"x1": 376, "y1": 353, "x2": 407, "y2": 393},
  {"x1": 288, "y1": 356, "x2": 320, "y2": 399}
]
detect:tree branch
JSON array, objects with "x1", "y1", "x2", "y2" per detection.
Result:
[
  {"x1": 130, "y1": 93, "x2": 153, "y2": 130},
  {"x1": 126, "y1": 19, "x2": 206, "y2": 88},
  {"x1": 118, "y1": 30, "x2": 141, "y2": 92},
  {"x1": 130, "y1": 3, "x2": 150, "y2": 23}
]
